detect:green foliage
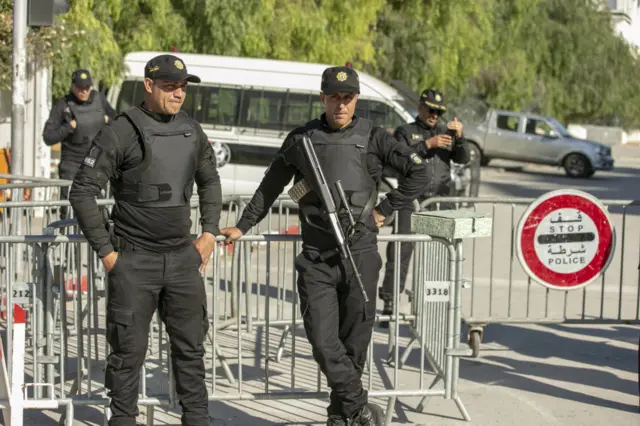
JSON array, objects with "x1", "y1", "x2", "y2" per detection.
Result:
[
  {"x1": 47, "y1": 0, "x2": 122, "y2": 100},
  {"x1": 0, "y1": 0, "x2": 638, "y2": 128},
  {"x1": 0, "y1": 0, "x2": 12, "y2": 90}
]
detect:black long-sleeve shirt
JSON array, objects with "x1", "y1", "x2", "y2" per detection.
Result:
[
  {"x1": 69, "y1": 104, "x2": 222, "y2": 257},
  {"x1": 236, "y1": 115, "x2": 429, "y2": 241},
  {"x1": 42, "y1": 90, "x2": 117, "y2": 147},
  {"x1": 392, "y1": 117, "x2": 470, "y2": 198}
]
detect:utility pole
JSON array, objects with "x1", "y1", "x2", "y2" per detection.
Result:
[{"x1": 11, "y1": 0, "x2": 27, "y2": 177}]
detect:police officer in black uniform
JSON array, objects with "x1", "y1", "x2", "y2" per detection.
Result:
[
  {"x1": 43, "y1": 69, "x2": 117, "y2": 218},
  {"x1": 379, "y1": 89, "x2": 470, "y2": 326},
  {"x1": 220, "y1": 67, "x2": 429, "y2": 426},
  {"x1": 69, "y1": 55, "x2": 222, "y2": 426}
]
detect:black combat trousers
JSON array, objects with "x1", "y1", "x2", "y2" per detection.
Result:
[
  {"x1": 379, "y1": 208, "x2": 413, "y2": 303},
  {"x1": 379, "y1": 202, "x2": 455, "y2": 303},
  {"x1": 294, "y1": 247, "x2": 382, "y2": 419},
  {"x1": 105, "y1": 241, "x2": 210, "y2": 426},
  {"x1": 58, "y1": 160, "x2": 80, "y2": 220}
]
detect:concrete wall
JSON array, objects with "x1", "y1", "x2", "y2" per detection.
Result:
[{"x1": 567, "y1": 123, "x2": 640, "y2": 145}]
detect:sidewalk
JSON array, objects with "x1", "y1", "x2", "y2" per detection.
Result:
[{"x1": 22, "y1": 319, "x2": 638, "y2": 425}]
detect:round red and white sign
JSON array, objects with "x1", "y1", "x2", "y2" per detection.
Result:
[{"x1": 516, "y1": 189, "x2": 615, "y2": 291}]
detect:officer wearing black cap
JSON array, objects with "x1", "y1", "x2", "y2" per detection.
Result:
[
  {"x1": 69, "y1": 54, "x2": 222, "y2": 426},
  {"x1": 379, "y1": 88, "x2": 470, "y2": 326},
  {"x1": 42, "y1": 69, "x2": 117, "y2": 218},
  {"x1": 220, "y1": 66, "x2": 428, "y2": 426}
]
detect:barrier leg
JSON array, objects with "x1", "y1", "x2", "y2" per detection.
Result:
[
  {"x1": 103, "y1": 405, "x2": 111, "y2": 426},
  {"x1": 275, "y1": 325, "x2": 290, "y2": 362},
  {"x1": 208, "y1": 327, "x2": 235, "y2": 385},
  {"x1": 146, "y1": 405, "x2": 154, "y2": 426},
  {"x1": 384, "y1": 397, "x2": 395, "y2": 426},
  {"x1": 11, "y1": 304, "x2": 27, "y2": 426},
  {"x1": 398, "y1": 335, "x2": 416, "y2": 369},
  {"x1": 0, "y1": 313, "x2": 11, "y2": 423},
  {"x1": 454, "y1": 396, "x2": 471, "y2": 422},
  {"x1": 416, "y1": 374, "x2": 442, "y2": 412},
  {"x1": 64, "y1": 402, "x2": 74, "y2": 426}
]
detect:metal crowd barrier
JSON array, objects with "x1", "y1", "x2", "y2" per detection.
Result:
[
  {"x1": 420, "y1": 196, "x2": 640, "y2": 357},
  {"x1": 0, "y1": 219, "x2": 479, "y2": 425}
]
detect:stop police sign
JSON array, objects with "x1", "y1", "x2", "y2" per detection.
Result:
[{"x1": 516, "y1": 189, "x2": 615, "y2": 291}]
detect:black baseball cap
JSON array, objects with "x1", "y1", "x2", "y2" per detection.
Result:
[
  {"x1": 72, "y1": 69, "x2": 92, "y2": 86},
  {"x1": 420, "y1": 88, "x2": 447, "y2": 111},
  {"x1": 144, "y1": 54, "x2": 201, "y2": 83},
  {"x1": 321, "y1": 66, "x2": 360, "y2": 95}
]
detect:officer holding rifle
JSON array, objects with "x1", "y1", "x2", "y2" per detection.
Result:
[{"x1": 220, "y1": 66, "x2": 428, "y2": 426}]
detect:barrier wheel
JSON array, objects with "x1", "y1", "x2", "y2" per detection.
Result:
[{"x1": 469, "y1": 330, "x2": 481, "y2": 358}]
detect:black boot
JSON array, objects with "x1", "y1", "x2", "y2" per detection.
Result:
[
  {"x1": 379, "y1": 299, "x2": 394, "y2": 329},
  {"x1": 350, "y1": 403, "x2": 385, "y2": 426},
  {"x1": 327, "y1": 414, "x2": 347, "y2": 426}
]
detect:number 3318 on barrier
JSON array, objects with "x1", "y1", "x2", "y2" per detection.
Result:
[{"x1": 424, "y1": 281, "x2": 451, "y2": 302}]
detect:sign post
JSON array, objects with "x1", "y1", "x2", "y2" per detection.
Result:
[{"x1": 516, "y1": 189, "x2": 615, "y2": 291}]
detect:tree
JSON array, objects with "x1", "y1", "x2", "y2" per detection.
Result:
[
  {"x1": 2, "y1": 0, "x2": 639, "y2": 129},
  {"x1": 0, "y1": 0, "x2": 11, "y2": 91},
  {"x1": 171, "y1": 0, "x2": 384, "y2": 67}
]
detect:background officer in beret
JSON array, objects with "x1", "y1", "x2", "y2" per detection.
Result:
[
  {"x1": 69, "y1": 54, "x2": 222, "y2": 426},
  {"x1": 220, "y1": 66, "x2": 428, "y2": 426},
  {"x1": 379, "y1": 88, "x2": 470, "y2": 327},
  {"x1": 42, "y1": 69, "x2": 117, "y2": 218}
]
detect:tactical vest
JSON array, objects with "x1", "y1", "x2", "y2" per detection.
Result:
[
  {"x1": 112, "y1": 107, "x2": 199, "y2": 208},
  {"x1": 294, "y1": 118, "x2": 378, "y2": 245},
  {"x1": 64, "y1": 93, "x2": 106, "y2": 162}
]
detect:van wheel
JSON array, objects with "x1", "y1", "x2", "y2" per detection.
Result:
[{"x1": 563, "y1": 153, "x2": 592, "y2": 178}]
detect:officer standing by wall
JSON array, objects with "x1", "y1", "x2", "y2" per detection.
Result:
[
  {"x1": 43, "y1": 69, "x2": 117, "y2": 218},
  {"x1": 69, "y1": 55, "x2": 222, "y2": 426},
  {"x1": 220, "y1": 66, "x2": 429, "y2": 426},
  {"x1": 379, "y1": 89, "x2": 470, "y2": 327}
]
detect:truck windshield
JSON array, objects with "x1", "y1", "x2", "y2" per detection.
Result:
[
  {"x1": 547, "y1": 118, "x2": 571, "y2": 137},
  {"x1": 394, "y1": 96, "x2": 418, "y2": 118}
]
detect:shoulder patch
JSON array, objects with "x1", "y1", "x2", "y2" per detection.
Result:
[
  {"x1": 412, "y1": 133, "x2": 422, "y2": 140},
  {"x1": 82, "y1": 145, "x2": 102, "y2": 168},
  {"x1": 410, "y1": 152, "x2": 423, "y2": 164}
]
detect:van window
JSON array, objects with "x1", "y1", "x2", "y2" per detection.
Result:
[
  {"x1": 181, "y1": 85, "x2": 200, "y2": 119},
  {"x1": 356, "y1": 99, "x2": 407, "y2": 129},
  {"x1": 240, "y1": 89, "x2": 287, "y2": 131},
  {"x1": 310, "y1": 98, "x2": 324, "y2": 121},
  {"x1": 283, "y1": 92, "x2": 312, "y2": 129},
  {"x1": 115, "y1": 80, "x2": 410, "y2": 131},
  {"x1": 115, "y1": 80, "x2": 147, "y2": 113},
  {"x1": 116, "y1": 80, "x2": 137, "y2": 112},
  {"x1": 200, "y1": 86, "x2": 241, "y2": 127}
]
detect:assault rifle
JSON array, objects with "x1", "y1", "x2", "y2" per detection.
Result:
[{"x1": 287, "y1": 136, "x2": 369, "y2": 302}]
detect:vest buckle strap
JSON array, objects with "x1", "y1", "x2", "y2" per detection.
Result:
[
  {"x1": 118, "y1": 182, "x2": 173, "y2": 203},
  {"x1": 137, "y1": 183, "x2": 172, "y2": 202}
]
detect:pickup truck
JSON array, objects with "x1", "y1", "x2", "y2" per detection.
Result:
[{"x1": 463, "y1": 109, "x2": 614, "y2": 178}]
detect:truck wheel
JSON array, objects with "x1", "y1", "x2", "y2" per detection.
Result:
[
  {"x1": 563, "y1": 153, "x2": 592, "y2": 178},
  {"x1": 467, "y1": 143, "x2": 482, "y2": 167}
]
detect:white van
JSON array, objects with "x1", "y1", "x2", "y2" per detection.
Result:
[{"x1": 107, "y1": 51, "x2": 417, "y2": 196}]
